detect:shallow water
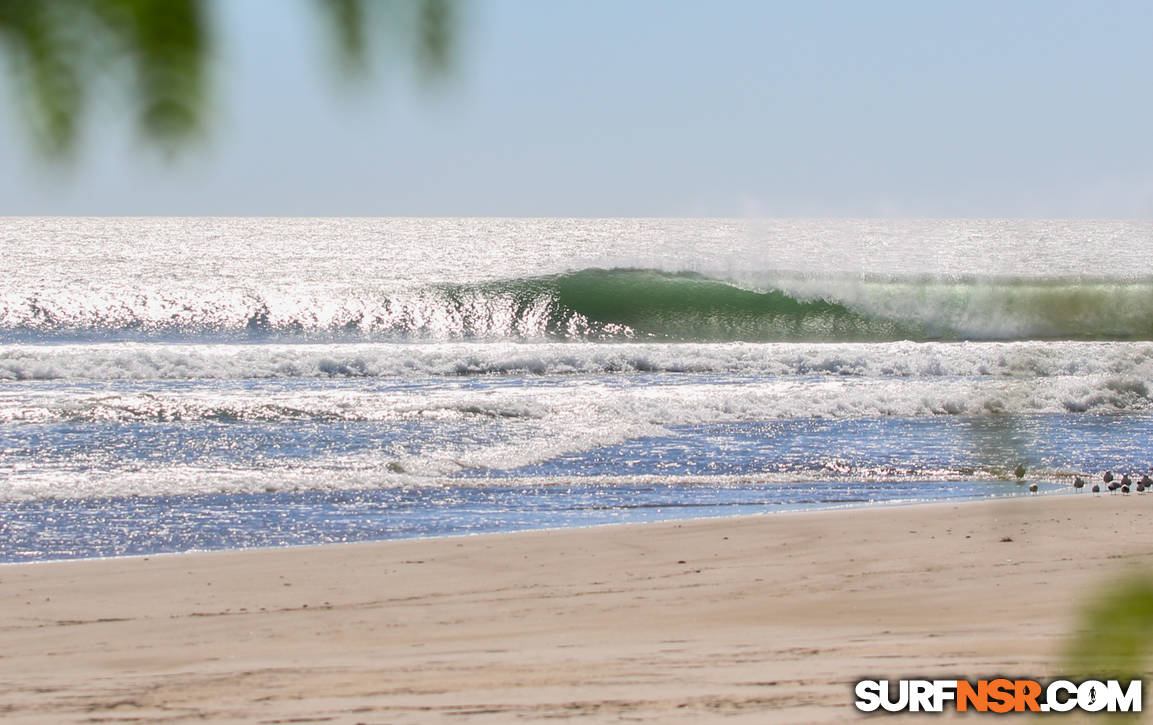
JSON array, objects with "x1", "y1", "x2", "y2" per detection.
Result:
[{"x1": 0, "y1": 478, "x2": 1070, "y2": 563}]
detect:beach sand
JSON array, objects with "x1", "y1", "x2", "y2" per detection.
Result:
[{"x1": 1, "y1": 494, "x2": 1149, "y2": 723}]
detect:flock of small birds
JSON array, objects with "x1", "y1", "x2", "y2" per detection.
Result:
[
  {"x1": 1014, "y1": 463, "x2": 1153, "y2": 495},
  {"x1": 1082, "y1": 470, "x2": 1153, "y2": 495}
]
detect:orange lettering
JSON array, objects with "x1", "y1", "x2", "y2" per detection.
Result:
[
  {"x1": 987, "y1": 678, "x2": 1015, "y2": 714},
  {"x1": 1014, "y1": 680, "x2": 1042, "y2": 712},
  {"x1": 956, "y1": 680, "x2": 987, "y2": 712}
]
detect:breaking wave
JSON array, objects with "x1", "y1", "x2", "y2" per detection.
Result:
[{"x1": 6, "y1": 268, "x2": 1153, "y2": 343}]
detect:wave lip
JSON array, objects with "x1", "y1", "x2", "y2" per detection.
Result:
[{"x1": 5, "y1": 268, "x2": 1153, "y2": 343}]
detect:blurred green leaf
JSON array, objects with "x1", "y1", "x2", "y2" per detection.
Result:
[
  {"x1": 0, "y1": 0, "x2": 458, "y2": 160},
  {"x1": 0, "y1": 1, "x2": 88, "y2": 156},
  {"x1": 314, "y1": 0, "x2": 456, "y2": 81},
  {"x1": 1066, "y1": 572, "x2": 1153, "y2": 680},
  {"x1": 416, "y1": 0, "x2": 452, "y2": 76},
  {"x1": 91, "y1": 0, "x2": 208, "y2": 143},
  {"x1": 318, "y1": 0, "x2": 369, "y2": 75}
]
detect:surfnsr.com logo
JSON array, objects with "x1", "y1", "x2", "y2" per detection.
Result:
[{"x1": 854, "y1": 679, "x2": 1141, "y2": 713}]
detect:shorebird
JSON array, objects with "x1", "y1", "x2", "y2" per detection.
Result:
[
  {"x1": 1014, "y1": 464, "x2": 1027, "y2": 480},
  {"x1": 1104, "y1": 471, "x2": 1114, "y2": 484},
  {"x1": 1092, "y1": 484, "x2": 1101, "y2": 493},
  {"x1": 1139, "y1": 482, "x2": 1147, "y2": 493},
  {"x1": 1074, "y1": 476, "x2": 1085, "y2": 492},
  {"x1": 1028, "y1": 483, "x2": 1038, "y2": 493},
  {"x1": 1122, "y1": 485, "x2": 1131, "y2": 494},
  {"x1": 1109, "y1": 481, "x2": 1121, "y2": 493},
  {"x1": 1122, "y1": 474, "x2": 1133, "y2": 487},
  {"x1": 1141, "y1": 474, "x2": 1152, "y2": 487}
]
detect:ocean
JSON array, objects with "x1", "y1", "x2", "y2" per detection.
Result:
[{"x1": 3, "y1": 217, "x2": 1152, "y2": 562}]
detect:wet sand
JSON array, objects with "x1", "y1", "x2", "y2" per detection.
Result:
[{"x1": 1, "y1": 494, "x2": 1149, "y2": 723}]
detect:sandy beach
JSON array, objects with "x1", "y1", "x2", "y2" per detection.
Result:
[{"x1": 1, "y1": 493, "x2": 1149, "y2": 724}]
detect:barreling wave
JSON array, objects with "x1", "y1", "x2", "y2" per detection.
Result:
[{"x1": 5, "y1": 267, "x2": 1153, "y2": 343}]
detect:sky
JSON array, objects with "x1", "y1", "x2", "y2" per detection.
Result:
[{"x1": 1, "y1": 0, "x2": 1152, "y2": 217}]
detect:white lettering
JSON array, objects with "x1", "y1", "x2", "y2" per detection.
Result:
[
  {"x1": 1044, "y1": 680, "x2": 1077, "y2": 712},
  {"x1": 909, "y1": 681, "x2": 934, "y2": 712},
  {"x1": 880, "y1": 680, "x2": 908, "y2": 712},
  {"x1": 1078, "y1": 681, "x2": 1108, "y2": 713},
  {"x1": 854, "y1": 680, "x2": 881, "y2": 712},
  {"x1": 1106, "y1": 680, "x2": 1141, "y2": 712}
]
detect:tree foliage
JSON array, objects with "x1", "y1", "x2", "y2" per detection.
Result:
[
  {"x1": 1066, "y1": 572, "x2": 1153, "y2": 681},
  {"x1": 0, "y1": 0, "x2": 455, "y2": 158}
]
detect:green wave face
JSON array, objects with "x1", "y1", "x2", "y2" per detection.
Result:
[
  {"x1": 449, "y1": 268, "x2": 1153, "y2": 343},
  {"x1": 547, "y1": 269, "x2": 930, "y2": 341}
]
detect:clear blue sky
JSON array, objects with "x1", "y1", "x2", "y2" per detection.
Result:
[{"x1": 2, "y1": 0, "x2": 1152, "y2": 217}]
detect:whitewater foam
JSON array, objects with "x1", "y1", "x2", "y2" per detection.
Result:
[{"x1": 4, "y1": 340, "x2": 1152, "y2": 381}]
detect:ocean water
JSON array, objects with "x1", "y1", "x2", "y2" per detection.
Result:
[{"x1": 3, "y1": 217, "x2": 1152, "y2": 562}]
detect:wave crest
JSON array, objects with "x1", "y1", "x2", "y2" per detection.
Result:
[{"x1": 5, "y1": 268, "x2": 1153, "y2": 342}]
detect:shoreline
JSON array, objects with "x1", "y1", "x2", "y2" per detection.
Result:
[
  {"x1": 2, "y1": 493, "x2": 1149, "y2": 723},
  {"x1": 1, "y1": 485, "x2": 1066, "y2": 567}
]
